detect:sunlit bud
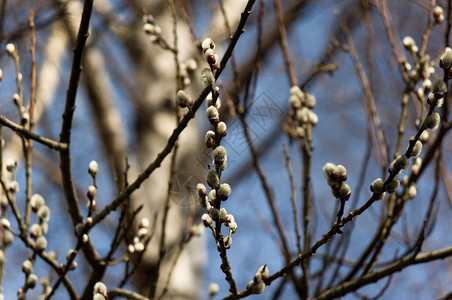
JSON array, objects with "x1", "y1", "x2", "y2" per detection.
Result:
[
  {"x1": 12, "y1": 93, "x2": 20, "y2": 105},
  {"x1": 206, "y1": 106, "x2": 219, "y2": 124},
  {"x1": 30, "y1": 223, "x2": 43, "y2": 239},
  {"x1": 30, "y1": 194, "x2": 45, "y2": 212},
  {"x1": 68, "y1": 261, "x2": 77, "y2": 271},
  {"x1": 422, "y1": 79, "x2": 432, "y2": 92},
  {"x1": 205, "y1": 130, "x2": 215, "y2": 148},
  {"x1": 411, "y1": 158, "x2": 422, "y2": 175},
  {"x1": 196, "y1": 186, "x2": 207, "y2": 206},
  {"x1": 134, "y1": 242, "x2": 144, "y2": 252},
  {"x1": 137, "y1": 227, "x2": 148, "y2": 238},
  {"x1": 21, "y1": 112, "x2": 29, "y2": 125},
  {"x1": 206, "y1": 170, "x2": 220, "y2": 188},
  {"x1": 402, "y1": 61, "x2": 412, "y2": 72},
  {"x1": 258, "y1": 265, "x2": 269, "y2": 279},
  {"x1": 17, "y1": 72, "x2": 22, "y2": 83},
  {"x1": 213, "y1": 146, "x2": 227, "y2": 166},
  {"x1": 402, "y1": 36, "x2": 416, "y2": 51},
  {"x1": 440, "y1": 48, "x2": 452, "y2": 70},
  {"x1": 218, "y1": 183, "x2": 231, "y2": 201},
  {"x1": 408, "y1": 139, "x2": 422, "y2": 157},
  {"x1": 208, "y1": 189, "x2": 216, "y2": 202},
  {"x1": 93, "y1": 282, "x2": 108, "y2": 297},
  {"x1": 337, "y1": 165, "x2": 347, "y2": 181},
  {"x1": 6, "y1": 43, "x2": 15, "y2": 55},
  {"x1": 87, "y1": 185, "x2": 96, "y2": 201},
  {"x1": 217, "y1": 121, "x2": 227, "y2": 137},
  {"x1": 5, "y1": 159, "x2": 16, "y2": 172},
  {"x1": 22, "y1": 259, "x2": 33, "y2": 274},
  {"x1": 290, "y1": 85, "x2": 304, "y2": 99},
  {"x1": 201, "y1": 38, "x2": 215, "y2": 51},
  {"x1": 185, "y1": 58, "x2": 197, "y2": 72},
  {"x1": 408, "y1": 184, "x2": 417, "y2": 198},
  {"x1": 89, "y1": 160, "x2": 98, "y2": 176},
  {"x1": 8, "y1": 180, "x2": 19, "y2": 192},
  {"x1": 432, "y1": 80, "x2": 447, "y2": 99},
  {"x1": 127, "y1": 244, "x2": 135, "y2": 253},
  {"x1": 339, "y1": 184, "x2": 351, "y2": 201},
  {"x1": 82, "y1": 234, "x2": 89, "y2": 243},
  {"x1": 201, "y1": 68, "x2": 215, "y2": 86},
  {"x1": 27, "y1": 274, "x2": 38, "y2": 288},
  {"x1": 417, "y1": 87, "x2": 424, "y2": 99},
  {"x1": 143, "y1": 23, "x2": 156, "y2": 35},
  {"x1": 386, "y1": 179, "x2": 400, "y2": 193},
  {"x1": 206, "y1": 93, "x2": 221, "y2": 109},
  {"x1": 205, "y1": 48, "x2": 215, "y2": 61},
  {"x1": 224, "y1": 214, "x2": 235, "y2": 224},
  {"x1": 201, "y1": 213, "x2": 212, "y2": 227},
  {"x1": 323, "y1": 163, "x2": 339, "y2": 180},
  {"x1": 0, "y1": 218, "x2": 10, "y2": 229},
  {"x1": 297, "y1": 107, "x2": 310, "y2": 124},
  {"x1": 0, "y1": 68, "x2": 2, "y2": 80},
  {"x1": 35, "y1": 236, "x2": 47, "y2": 252},
  {"x1": 213, "y1": 55, "x2": 220, "y2": 69},
  {"x1": 228, "y1": 221, "x2": 237, "y2": 233},
  {"x1": 0, "y1": 196, "x2": 6, "y2": 208},
  {"x1": 401, "y1": 175, "x2": 409, "y2": 186},
  {"x1": 394, "y1": 155, "x2": 409, "y2": 170},
  {"x1": 176, "y1": 90, "x2": 193, "y2": 108},
  {"x1": 4, "y1": 231, "x2": 13, "y2": 245},
  {"x1": 208, "y1": 282, "x2": 219, "y2": 296},
  {"x1": 433, "y1": 6, "x2": 444, "y2": 23},
  {"x1": 370, "y1": 178, "x2": 384, "y2": 194},
  {"x1": 0, "y1": 250, "x2": 4, "y2": 264},
  {"x1": 223, "y1": 235, "x2": 232, "y2": 249},
  {"x1": 139, "y1": 218, "x2": 150, "y2": 229},
  {"x1": 296, "y1": 126, "x2": 305, "y2": 138},
  {"x1": 309, "y1": 111, "x2": 319, "y2": 126},
  {"x1": 305, "y1": 93, "x2": 316, "y2": 109},
  {"x1": 424, "y1": 112, "x2": 441, "y2": 130},
  {"x1": 289, "y1": 94, "x2": 301, "y2": 109},
  {"x1": 37, "y1": 205, "x2": 51, "y2": 222},
  {"x1": 219, "y1": 208, "x2": 227, "y2": 220}
]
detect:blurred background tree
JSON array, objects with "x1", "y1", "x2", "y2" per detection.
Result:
[{"x1": 0, "y1": 0, "x2": 451, "y2": 299}]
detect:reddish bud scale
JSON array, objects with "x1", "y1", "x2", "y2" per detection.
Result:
[{"x1": 207, "y1": 55, "x2": 216, "y2": 65}]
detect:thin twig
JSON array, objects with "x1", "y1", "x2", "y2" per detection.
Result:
[
  {"x1": 274, "y1": 0, "x2": 298, "y2": 86},
  {"x1": 314, "y1": 245, "x2": 452, "y2": 300},
  {"x1": 283, "y1": 145, "x2": 301, "y2": 254}
]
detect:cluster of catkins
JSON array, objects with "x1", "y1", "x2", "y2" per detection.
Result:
[
  {"x1": 288, "y1": 85, "x2": 318, "y2": 139},
  {"x1": 322, "y1": 163, "x2": 351, "y2": 202},
  {"x1": 246, "y1": 265, "x2": 269, "y2": 294},
  {"x1": 368, "y1": 42, "x2": 449, "y2": 200},
  {"x1": 177, "y1": 37, "x2": 237, "y2": 249}
]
